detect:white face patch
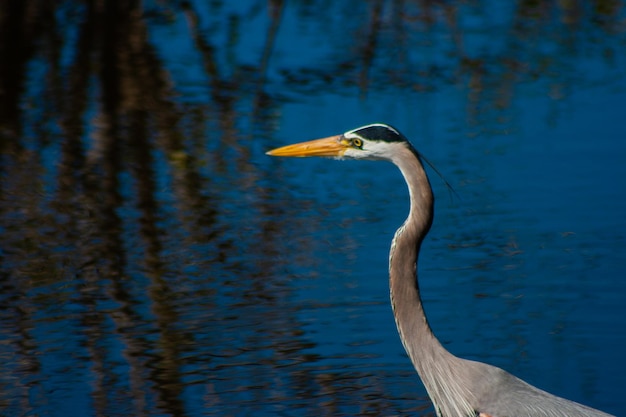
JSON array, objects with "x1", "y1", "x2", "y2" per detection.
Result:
[{"x1": 343, "y1": 139, "x2": 408, "y2": 161}]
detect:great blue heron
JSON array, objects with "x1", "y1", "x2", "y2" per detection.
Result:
[{"x1": 267, "y1": 123, "x2": 614, "y2": 417}]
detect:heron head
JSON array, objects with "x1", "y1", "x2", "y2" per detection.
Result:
[{"x1": 266, "y1": 123, "x2": 413, "y2": 161}]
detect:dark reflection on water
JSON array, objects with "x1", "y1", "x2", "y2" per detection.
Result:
[{"x1": 1, "y1": 1, "x2": 625, "y2": 416}]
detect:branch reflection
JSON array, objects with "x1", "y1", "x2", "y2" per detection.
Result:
[{"x1": 0, "y1": 0, "x2": 623, "y2": 416}]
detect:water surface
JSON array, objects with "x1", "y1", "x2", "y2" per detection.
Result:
[{"x1": 0, "y1": 1, "x2": 625, "y2": 416}]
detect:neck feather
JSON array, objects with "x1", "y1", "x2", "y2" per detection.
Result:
[
  {"x1": 388, "y1": 147, "x2": 440, "y2": 367},
  {"x1": 388, "y1": 146, "x2": 475, "y2": 416}
]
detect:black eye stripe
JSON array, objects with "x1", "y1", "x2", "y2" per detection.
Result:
[{"x1": 351, "y1": 125, "x2": 404, "y2": 142}]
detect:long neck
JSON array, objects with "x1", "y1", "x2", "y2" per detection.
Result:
[
  {"x1": 388, "y1": 147, "x2": 441, "y2": 368},
  {"x1": 389, "y1": 147, "x2": 473, "y2": 416}
]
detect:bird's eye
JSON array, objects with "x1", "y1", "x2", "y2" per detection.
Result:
[{"x1": 352, "y1": 138, "x2": 363, "y2": 148}]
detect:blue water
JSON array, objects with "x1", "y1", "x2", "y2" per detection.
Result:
[{"x1": 0, "y1": 1, "x2": 624, "y2": 416}]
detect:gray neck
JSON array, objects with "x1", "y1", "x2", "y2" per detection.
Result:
[
  {"x1": 388, "y1": 147, "x2": 440, "y2": 370},
  {"x1": 388, "y1": 146, "x2": 474, "y2": 416}
]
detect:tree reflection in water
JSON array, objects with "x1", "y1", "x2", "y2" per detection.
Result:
[{"x1": 0, "y1": 1, "x2": 624, "y2": 416}]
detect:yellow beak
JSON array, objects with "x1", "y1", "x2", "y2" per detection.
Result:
[{"x1": 266, "y1": 135, "x2": 347, "y2": 157}]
